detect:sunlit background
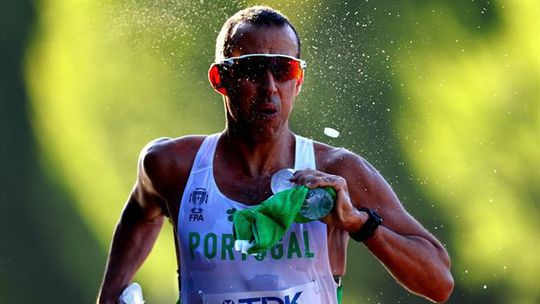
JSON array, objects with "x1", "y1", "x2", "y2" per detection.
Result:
[{"x1": 1, "y1": 0, "x2": 538, "y2": 303}]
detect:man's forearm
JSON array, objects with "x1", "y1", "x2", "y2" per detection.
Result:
[
  {"x1": 364, "y1": 226, "x2": 453, "y2": 303},
  {"x1": 98, "y1": 202, "x2": 164, "y2": 303}
]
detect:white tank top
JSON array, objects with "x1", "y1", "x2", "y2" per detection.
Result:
[{"x1": 177, "y1": 133, "x2": 338, "y2": 304}]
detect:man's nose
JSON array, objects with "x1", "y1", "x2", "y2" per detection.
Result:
[{"x1": 259, "y1": 69, "x2": 277, "y2": 94}]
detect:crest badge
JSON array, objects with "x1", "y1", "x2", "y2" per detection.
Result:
[{"x1": 188, "y1": 187, "x2": 208, "y2": 222}]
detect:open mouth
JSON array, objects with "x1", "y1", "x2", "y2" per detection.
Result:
[
  {"x1": 256, "y1": 105, "x2": 278, "y2": 118},
  {"x1": 261, "y1": 108, "x2": 278, "y2": 115}
]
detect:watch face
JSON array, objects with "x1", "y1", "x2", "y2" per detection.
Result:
[{"x1": 371, "y1": 210, "x2": 383, "y2": 224}]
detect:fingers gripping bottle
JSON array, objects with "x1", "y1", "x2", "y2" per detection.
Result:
[{"x1": 270, "y1": 168, "x2": 335, "y2": 221}]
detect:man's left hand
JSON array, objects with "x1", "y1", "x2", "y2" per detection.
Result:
[{"x1": 290, "y1": 169, "x2": 367, "y2": 232}]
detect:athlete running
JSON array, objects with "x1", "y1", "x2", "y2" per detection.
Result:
[{"x1": 97, "y1": 6, "x2": 453, "y2": 304}]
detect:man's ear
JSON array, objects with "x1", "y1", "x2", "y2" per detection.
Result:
[
  {"x1": 208, "y1": 64, "x2": 228, "y2": 95},
  {"x1": 295, "y1": 69, "x2": 304, "y2": 96}
]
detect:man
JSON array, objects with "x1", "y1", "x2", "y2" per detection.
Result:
[{"x1": 98, "y1": 6, "x2": 453, "y2": 304}]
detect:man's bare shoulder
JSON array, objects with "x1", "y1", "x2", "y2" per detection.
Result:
[
  {"x1": 143, "y1": 135, "x2": 206, "y2": 163},
  {"x1": 313, "y1": 141, "x2": 379, "y2": 184},
  {"x1": 140, "y1": 135, "x2": 206, "y2": 189}
]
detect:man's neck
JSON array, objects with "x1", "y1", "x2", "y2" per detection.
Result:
[{"x1": 219, "y1": 127, "x2": 296, "y2": 177}]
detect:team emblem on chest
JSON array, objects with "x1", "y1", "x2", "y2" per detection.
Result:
[{"x1": 189, "y1": 187, "x2": 208, "y2": 221}]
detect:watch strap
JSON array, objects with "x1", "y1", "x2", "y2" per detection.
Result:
[{"x1": 349, "y1": 207, "x2": 382, "y2": 242}]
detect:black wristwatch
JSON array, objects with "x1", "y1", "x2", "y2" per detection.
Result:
[{"x1": 349, "y1": 207, "x2": 383, "y2": 242}]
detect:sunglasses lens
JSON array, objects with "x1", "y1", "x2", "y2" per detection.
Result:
[
  {"x1": 226, "y1": 56, "x2": 302, "y2": 82},
  {"x1": 234, "y1": 57, "x2": 267, "y2": 81},
  {"x1": 271, "y1": 57, "x2": 302, "y2": 81}
]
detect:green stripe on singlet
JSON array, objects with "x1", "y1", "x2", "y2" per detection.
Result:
[{"x1": 337, "y1": 283, "x2": 343, "y2": 304}]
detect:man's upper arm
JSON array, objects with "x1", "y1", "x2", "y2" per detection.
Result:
[{"x1": 339, "y1": 151, "x2": 442, "y2": 246}]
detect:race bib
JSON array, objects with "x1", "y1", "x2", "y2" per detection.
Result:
[{"x1": 199, "y1": 281, "x2": 320, "y2": 304}]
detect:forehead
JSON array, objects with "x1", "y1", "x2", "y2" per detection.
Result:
[{"x1": 229, "y1": 23, "x2": 299, "y2": 57}]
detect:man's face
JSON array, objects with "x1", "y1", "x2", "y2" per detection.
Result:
[{"x1": 222, "y1": 23, "x2": 302, "y2": 139}]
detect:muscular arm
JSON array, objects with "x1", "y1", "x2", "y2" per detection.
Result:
[
  {"x1": 97, "y1": 140, "x2": 169, "y2": 304},
  {"x1": 357, "y1": 159, "x2": 453, "y2": 302},
  {"x1": 293, "y1": 148, "x2": 454, "y2": 303}
]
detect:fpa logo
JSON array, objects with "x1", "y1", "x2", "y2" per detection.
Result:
[
  {"x1": 234, "y1": 291, "x2": 303, "y2": 304},
  {"x1": 189, "y1": 187, "x2": 208, "y2": 221}
]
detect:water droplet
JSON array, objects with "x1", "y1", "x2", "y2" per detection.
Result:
[{"x1": 324, "y1": 127, "x2": 340, "y2": 138}]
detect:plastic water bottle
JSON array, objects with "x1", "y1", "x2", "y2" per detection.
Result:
[
  {"x1": 270, "y1": 168, "x2": 297, "y2": 193},
  {"x1": 271, "y1": 168, "x2": 335, "y2": 220},
  {"x1": 300, "y1": 187, "x2": 334, "y2": 220}
]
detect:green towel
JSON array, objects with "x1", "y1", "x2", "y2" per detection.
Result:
[{"x1": 233, "y1": 186, "x2": 335, "y2": 254}]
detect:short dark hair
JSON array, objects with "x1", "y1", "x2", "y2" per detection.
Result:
[{"x1": 215, "y1": 6, "x2": 301, "y2": 62}]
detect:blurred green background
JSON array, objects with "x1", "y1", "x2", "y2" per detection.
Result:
[{"x1": 1, "y1": 0, "x2": 538, "y2": 303}]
